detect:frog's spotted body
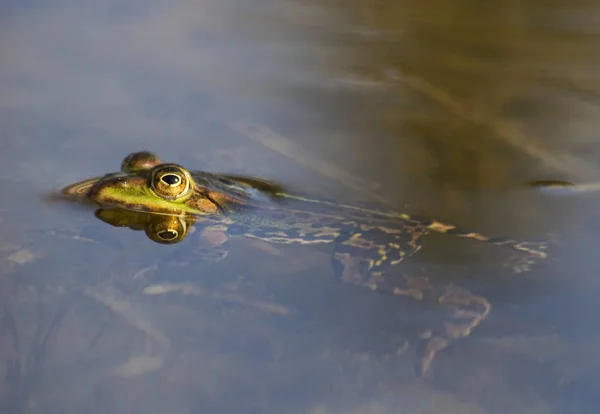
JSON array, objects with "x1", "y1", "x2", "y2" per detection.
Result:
[{"x1": 61, "y1": 151, "x2": 547, "y2": 375}]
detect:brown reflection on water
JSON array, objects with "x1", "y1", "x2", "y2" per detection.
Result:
[
  {"x1": 213, "y1": 0, "x2": 600, "y2": 241},
  {"x1": 317, "y1": 0, "x2": 600, "y2": 217}
]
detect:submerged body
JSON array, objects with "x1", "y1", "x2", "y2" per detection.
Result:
[{"x1": 61, "y1": 151, "x2": 548, "y2": 375}]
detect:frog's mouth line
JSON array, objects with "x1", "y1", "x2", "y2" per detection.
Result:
[{"x1": 61, "y1": 176, "x2": 102, "y2": 197}]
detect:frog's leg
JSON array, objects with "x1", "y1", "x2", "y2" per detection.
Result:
[
  {"x1": 417, "y1": 284, "x2": 490, "y2": 376},
  {"x1": 397, "y1": 214, "x2": 549, "y2": 259},
  {"x1": 331, "y1": 225, "x2": 490, "y2": 376},
  {"x1": 166, "y1": 224, "x2": 230, "y2": 267},
  {"x1": 331, "y1": 223, "x2": 424, "y2": 289},
  {"x1": 130, "y1": 223, "x2": 231, "y2": 281},
  {"x1": 194, "y1": 224, "x2": 230, "y2": 262}
]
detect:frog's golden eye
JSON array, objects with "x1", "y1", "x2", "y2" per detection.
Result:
[
  {"x1": 121, "y1": 151, "x2": 163, "y2": 173},
  {"x1": 157, "y1": 229, "x2": 179, "y2": 241},
  {"x1": 161, "y1": 174, "x2": 181, "y2": 185},
  {"x1": 149, "y1": 164, "x2": 193, "y2": 200},
  {"x1": 145, "y1": 214, "x2": 192, "y2": 245}
]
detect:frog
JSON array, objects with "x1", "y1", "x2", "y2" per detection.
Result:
[{"x1": 60, "y1": 151, "x2": 548, "y2": 375}]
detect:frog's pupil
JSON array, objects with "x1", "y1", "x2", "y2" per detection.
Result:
[
  {"x1": 158, "y1": 230, "x2": 178, "y2": 240},
  {"x1": 162, "y1": 174, "x2": 180, "y2": 185}
]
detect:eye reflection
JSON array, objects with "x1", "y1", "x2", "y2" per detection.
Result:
[
  {"x1": 157, "y1": 229, "x2": 178, "y2": 240},
  {"x1": 94, "y1": 208, "x2": 196, "y2": 245}
]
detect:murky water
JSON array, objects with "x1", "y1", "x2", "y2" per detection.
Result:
[{"x1": 2, "y1": 0, "x2": 600, "y2": 413}]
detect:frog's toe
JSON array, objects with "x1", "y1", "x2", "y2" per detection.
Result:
[
  {"x1": 418, "y1": 333, "x2": 450, "y2": 376},
  {"x1": 511, "y1": 240, "x2": 548, "y2": 259},
  {"x1": 332, "y1": 252, "x2": 371, "y2": 286},
  {"x1": 180, "y1": 246, "x2": 229, "y2": 265},
  {"x1": 417, "y1": 285, "x2": 490, "y2": 376}
]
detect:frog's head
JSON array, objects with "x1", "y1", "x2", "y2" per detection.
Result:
[{"x1": 62, "y1": 152, "x2": 222, "y2": 216}]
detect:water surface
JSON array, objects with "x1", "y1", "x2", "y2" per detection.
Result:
[{"x1": 2, "y1": 0, "x2": 600, "y2": 413}]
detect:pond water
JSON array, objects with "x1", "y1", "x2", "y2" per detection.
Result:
[{"x1": 2, "y1": 0, "x2": 600, "y2": 413}]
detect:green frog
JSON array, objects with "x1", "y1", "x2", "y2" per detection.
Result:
[{"x1": 61, "y1": 151, "x2": 548, "y2": 375}]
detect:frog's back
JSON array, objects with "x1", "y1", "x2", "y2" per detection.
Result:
[{"x1": 203, "y1": 173, "x2": 547, "y2": 259}]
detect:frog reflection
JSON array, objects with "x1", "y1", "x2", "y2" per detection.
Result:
[{"x1": 94, "y1": 208, "x2": 196, "y2": 245}]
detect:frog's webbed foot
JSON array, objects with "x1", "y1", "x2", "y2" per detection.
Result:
[
  {"x1": 161, "y1": 225, "x2": 230, "y2": 269},
  {"x1": 332, "y1": 250, "x2": 490, "y2": 376},
  {"x1": 503, "y1": 253, "x2": 538, "y2": 274},
  {"x1": 418, "y1": 285, "x2": 490, "y2": 376},
  {"x1": 502, "y1": 238, "x2": 553, "y2": 273},
  {"x1": 332, "y1": 252, "x2": 374, "y2": 286},
  {"x1": 331, "y1": 228, "x2": 492, "y2": 375},
  {"x1": 131, "y1": 225, "x2": 230, "y2": 281},
  {"x1": 508, "y1": 240, "x2": 548, "y2": 259},
  {"x1": 167, "y1": 246, "x2": 229, "y2": 267}
]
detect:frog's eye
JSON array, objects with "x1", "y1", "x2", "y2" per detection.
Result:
[
  {"x1": 121, "y1": 151, "x2": 162, "y2": 173},
  {"x1": 161, "y1": 174, "x2": 180, "y2": 185},
  {"x1": 145, "y1": 214, "x2": 192, "y2": 244},
  {"x1": 157, "y1": 229, "x2": 179, "y2": 241},
  {"x1": 149, "y1": 164, "x2": 193, "y2": 200}
]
